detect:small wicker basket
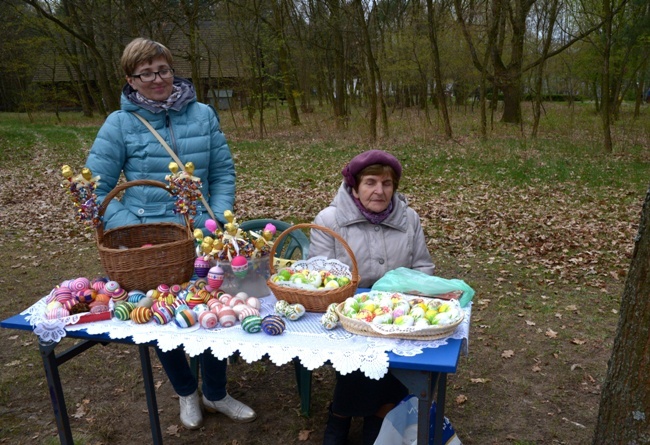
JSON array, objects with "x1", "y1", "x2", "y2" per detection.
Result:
[
  {"x1": 96, "y1": 179, "x2": 196, "y2": 291},
  {"x1": 267, "y1": 223, "x2": 359, "y2": 312}
]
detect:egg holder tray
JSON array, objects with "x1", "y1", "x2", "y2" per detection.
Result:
[
  {"x1": 267, "y1": 223, "x2": 359, "y2": 313},
  {"x1": 96, "y1": 180, "x2": 196, "y2": 292},
  {"x1": 334, "y1": 296, "x2": 464, "y2": 340}
]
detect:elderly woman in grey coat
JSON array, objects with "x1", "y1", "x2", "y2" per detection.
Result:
[{"x1": 309, "y1": 149, "x2": 435, "y2": 445}]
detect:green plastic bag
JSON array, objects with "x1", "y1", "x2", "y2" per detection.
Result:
[{"x1": 371, "y1": 267, "x2": 475, "y2": 307}]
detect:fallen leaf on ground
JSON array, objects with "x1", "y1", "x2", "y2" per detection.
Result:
[
  {"x1": 501, "y1": 350, "x2": 515, "y2": 358},
  {"x1": 532, "y1": 365, "x2": 541, "y2": 372},
  {"x1": 166, "y1": 425, "x2": 180, "y2": 437},
  {"x1": 470, "y1": 378, "x2": 490, "y2": 384},
  {"x1": 525, "y1": 320, "x2": 536, "y2": 326},
  {"x1": 545, "y1": 328, "x2": 557, "y2": 338},
  {"x1": 298, "y1": 429, "x2": 312, "y2": 441},
  {"x1": 455, "y1": 394, "x2": 467, "y2": 405},
  {"x1": 571, "y1": 338, "x2": 586, "y2": 345}
]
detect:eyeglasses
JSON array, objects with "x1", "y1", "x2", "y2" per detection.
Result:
[{"x1": 130, "y1": 68, "x2": 175, "y2": 82}]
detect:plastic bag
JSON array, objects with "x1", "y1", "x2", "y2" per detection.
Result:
[
  {"x1": 373, "y1": 395, "x2": 462, "y2": 445},
  {"x1": 372, "y1": 268, "x2": 474, "y2": 307}
]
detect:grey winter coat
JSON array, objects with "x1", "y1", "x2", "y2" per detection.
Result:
[{"x1": 309, "y1": 183, "x2": 435, "y2": 288}]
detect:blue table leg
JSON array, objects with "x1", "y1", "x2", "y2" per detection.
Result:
[
  {"x1": 39, "y1": 340, "x2": 74, "y2": 445},
  {"x1": 138, "y1": 345, "x2": 163, "y2": 444},
  {"x1": 391, "y1": 369, "x2": 446, "y2": 445}
]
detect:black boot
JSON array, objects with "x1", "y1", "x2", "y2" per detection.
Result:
[
  {"x1": 323, "y1": 406, "x2": 351, "y2": 445},
  {"x1": 362, "y1": 415, "x2": 384, "y2": 445}
]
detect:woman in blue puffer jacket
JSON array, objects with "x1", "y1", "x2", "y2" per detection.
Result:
[{"x1": 85, "y1": 37, "x2": 255, "y2": 430}]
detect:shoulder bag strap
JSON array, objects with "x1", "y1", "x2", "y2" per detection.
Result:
[{"x1": 130, "y1": 111, "x2": 219, "y2": 225}]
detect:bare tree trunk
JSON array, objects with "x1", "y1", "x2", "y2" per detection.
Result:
[
  {"x1": 354, "y1": 0, "x2": 377, "y2": 142},
  {"x1": 426, "y1": 0, "x2": 452, "y2": 139},
  {"x1": 592, "y1": 184, "x2": 650, "y2": 444},
  {"x1": 532, "y1": 0, "x2": 559, "y2": 138},
  {"x1": 601, "y1": 0, "x2": 614, "y2": 153}
]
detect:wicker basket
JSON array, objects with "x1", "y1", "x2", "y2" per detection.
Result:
[
  {"x1": 267, "y1": 223, "x2": 359, "y2": 312},
  {"x1": 96, "y1": 179, "x2": 196, "y2": 291},
  {"x1": 335, "y1": 297, "x2": 465, "y2": 340}
]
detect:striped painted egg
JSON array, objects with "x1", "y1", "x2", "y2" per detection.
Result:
[
  {"x1": 198, "y1": 311, "x2": 219, "y2": 329},
  {"x1": 217, "y1": 307, "x2": 237, "y2": 328},
  {"x1": 170, "y1": 284, "x2": 182, "y2": 295},
  {"x1": 91, "y1": 279, "x2": 107, "y2": 292},
  {"x1": 104, "y1": 280, "x2": 120, "y2": 294},
  {"x1": 174, "y1": 309, "x2": 198, "y2": 328},
  {"x1": 130, "y1": 306, "x2": 152, "y2": 324},
  {"x1": 111, "y1": 288, "x2": 128, "y2": 302},
  {"x1": 127, "y1": 290, "x2": 147, "y2": 304},
  {"x1": 194, "y1": 257, "x2": 211, "y2": 278},
  {"x1": 284, "y1": 304, "x2": 306, "y2": 321},
  {"x1": 70, "y1": 277, "x2": 91, "y2": 292},
  {"x1": 152, "y1": 305, "x2": 174, "y2": 325},
  {"x1": 261, "y1": 315, "x2": 285, "y2": 336},
  {"x1": 157, "y1": 284, "x2": 170, "y2": 294},
  {"x1": 53, "y1": 287, "x2": 72, "y2": 302},
  {"x1": 206, "y1": 298, "x2": 222, "y2": 312},
  {"x1": 237, "y1": 306, "x2": 261, "y2": 321},
  {"x1": 114, "y1": 302, "x2": 135, "y2": 321},
  {"x1": 241, "y1": 315, "x2": 262, "y2": 333},
  {"x1": 46, "y1": 307, "x2": 70, "y2": 320}
]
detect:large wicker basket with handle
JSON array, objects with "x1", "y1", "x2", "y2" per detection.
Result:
[
  {"x1": 267, "y1": 223, "x2": 359, "y2": 312},
  {"x1": 96, "y1": 179, "x2": 196, "y2": 291}
]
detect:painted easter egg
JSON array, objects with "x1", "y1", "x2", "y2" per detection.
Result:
[
  {"x1": 91, "y1": 279, "x2": 107, "y2": 292},
  {"x1": 170, "y1": 284, "x2": 182, "y2": 295},
  {"x1": 130, "y1": 306, "x2": 152, "y2": 324},
  {"x1": 219, "y1": 293, "x2": 233, "y2": 306},
  {"x1": 127, "y1": 290, "x2": 147, "y2": 304},
  {"x1": 261, "y1": 315, "x2": 285, "y2": 336},
  {"x1": 90, "y1": 305, "x2": 109, "y2": 314},
  {"x1": 241, "y1": 315, "x2": 262, "y2": 333},
  {"x1": 152, "y1": 305, "x2": 174, "y2": 325},
  {"x1": 46, "y1": 307, "x2": 70, "y2": 320},
  {"x1": 199, "y1": 311, "x2": 219, "y2": 329},
  {"x1": 194, "y1": 257, "x2": 211, "y2": 278},
  {"x1": 217, "y1": 307, "x2": 237, "y2": 328},
  {"x1": 53, "y1": 286, "x2": 72, "y2": 302},
  {"x1": 136, "y1": 296, "x2": 155, "y2": 309},
  {"x1": 157, "y1": 284, "x2": 170, "y2": 294},
  {"x1": 274, "y1": 300, "x2": 290, "y2": 316},
  {"x1": 104, "y1": 281, "x2": 120, "y2": 294},
  {"x1": 76, "y1": 289, "x2": 96, "y2": 303},
  {"x1": 175, "y1": 309, "x2": 198, "y2": 328},
  {"x1": 245, "y1": 296, "x2": 261, "y2": 311},
  {"x1": 231, "y1": 255, "x2": 249, "y2": 278},
  {"x1": 207, "y1": 265, "x2": 225, "y2": 290},
  {"x1": 237, "y1": 306, "x2": 260, "y2": 321},
  {"x1": 206, "y1": 298, "x2": 222, "y2": 312},
  {"x1": 114, "y1": 302, "x2": 135, "y2": 321},
  {"x1": 111, "y1": 288, "x2": 128, "y2": 302},
  {"x1": 193, "y1": 303, "x2": 210, "y2": 315},
  {"x1": 320, "y1": 313, "x2": 339, "y2": 330},
  {"x1": 70, "y1": 277, "x2": 91, "y2": 292},
  {"x1": 228, "y1": 296, "x2": 246, "y2": 308}
]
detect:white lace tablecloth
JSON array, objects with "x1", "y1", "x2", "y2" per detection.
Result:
[{"x1": 23, "y1": 294, "x2": 471, "y2": 380}]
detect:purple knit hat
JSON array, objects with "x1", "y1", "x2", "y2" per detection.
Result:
[{"x1": 342, "y1": 150, "x2": 403, "y2": 188}]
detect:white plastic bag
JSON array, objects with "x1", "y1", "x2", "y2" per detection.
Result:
[{"x1": 374, "y1": 395, "x2": 462, "y2": 445}]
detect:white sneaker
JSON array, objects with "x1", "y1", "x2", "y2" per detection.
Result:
[
  {"x1": 179, "y1": 390, "x2": 203, "y2": 429},
  {"x1": 203, "y1": 393, "x2": 257, "y2": 423}
]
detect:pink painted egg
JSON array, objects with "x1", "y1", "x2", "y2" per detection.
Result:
[
  {"x1": 237, "y1": 306, "x2": 261, "y2": 321},
  {"x1": 207, "y1": 266, "x2": 225, "y2": 290},
  {"x1": 199, "y1": 311, "x2": 219, "y2": 329},
  {"x1": 217, "y1": 307, "x2": 237, "y2": 328},
  {"x1": 70, "y1": 277, "x2": 91, "y2": 292},
  {"x1": 219, "y1": 293, "x2": 233, "y2": 305},
  {"x1": 230, "y1": 255, "x2": 249, "y2": 278},
  {"x1": 46, "y1": 308, "x2": 70, "y2": 320}
]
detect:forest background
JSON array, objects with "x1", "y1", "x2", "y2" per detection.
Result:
[{"x1": 0, "y1": 0, "x2": 649, "y2": 444}]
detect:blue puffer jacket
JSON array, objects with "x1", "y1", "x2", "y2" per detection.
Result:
[{"x1": 85, "y1": 78, "x2": 235, "y2": 232}]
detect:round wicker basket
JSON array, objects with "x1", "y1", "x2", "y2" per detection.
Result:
[
  {"x1": 95, "y1": 179, "x2": 195, "y2": 291},
  {"x1": 335, "y1": 296, "x2": 465, "y2": 340},
  {"x1": 267, "y1": 223, "x2": 359, "y2": 312}
]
